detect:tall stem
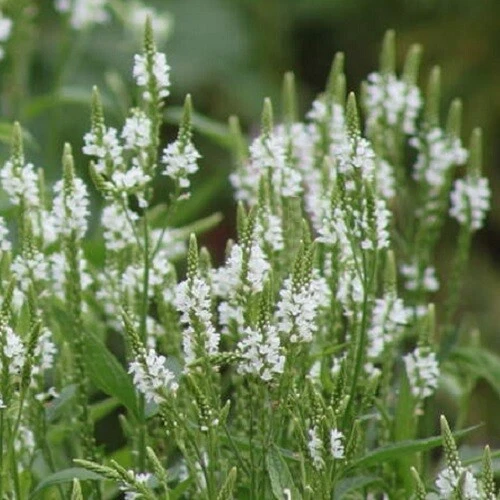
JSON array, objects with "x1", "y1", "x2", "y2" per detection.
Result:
[{"x1": 138, "y1": 211, "x2": 150, "y2": 470}]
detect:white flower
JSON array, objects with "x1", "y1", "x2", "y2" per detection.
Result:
[
  {"x1": 122, "y1": 110, "x2": 152, "y2": 150},
  {"x1": 367, "y1": 294, "x2": 408, "y2": 358},
  {"x1": 307, "y1": 426, "x2": 324, "y2": 470},
  {"x1": 364, "y1": 72, "x2": 422, "y2": 134},
  {"x1": 400, "y1": 263, "x2": 439, "y2": 292},
  {"x1": 1, "y1": 327, "x2": 25, "y2": 375},
  {"x1": 411, "y1": 127, "x2": 468, "y2": 190},
  {"x1": 332, "y1": 136, "x2": 376, "y2": 181},
  {"x1": 129, "y1": 349, "x2": 178, "y2": 404},
  {"x1": 14, "y1": 425, "x2": 35, "y2": 472},
  {"x1": 0, "y1": 13, "x2": 12, "y2": 60},
  {"x1": 336, "y1": 267, "x2": 364, "y2": 316},
  {"x1": 55, "y1": 0, "x2": 110, "y2": 30},
  {"x1": 12, "y1": 251, "x2": 49, "y2": 291},
  {"x1": 0, "y1": 14, "x2": 12, "y2": 42},
  {"x1": 403, "y1": 347, "x2": 439, "y2": 400},
  {"x1": 49, "y1": 251, "x2": 92, "y2": 301},
  {"x1": 212, "y1": 242, "x2": 270, "y2": 299},
  {"x1": 51, "y1": 177, "x2": 90, "y2": 239},
  {"x1": 174, "y1": 275, "x2": 219, "y2": 367},
  {"x1": 374, "y1": 198, "x2": 391, "y2": 249},
  {"x1": 83, "y1": 126, "x2": 123, "y2": 171},
  {"x1": 435, "y1": 466, "x2": 480, "y2": 499},
  {"x1": 32, "y1": 328, "x2": 57, "y2": 375},
  {"x1": 0, "y1": 217, "x2": 11, "y2": 251},
  {"x1": 119, "y1": 471, "x2": 152, "y2": 500},
  {"x1": 249, "y1": 131, "x2": 303, "y2": 198},
  {"x1": 0, "y1": 160, "x2": 40, "y2": 207},
  {"x1": 256, "y1": 211, "x2": 284, "y2": 252},
  {"x1": 450, "y1": 176, "x2": 490, "y2": 231},
  {"x1": 112, "y1": 163, "x2": 151, "y2": 195},
  {"x1": 276, "y1": 272, "x2": 330, "y2": 343},
  {"x1": 375, "y1": 160, "x2": 396, "y2": 199},
  {"x1": 237, "y1": 324, "x2": 285, "y2": 381},
  {"x1": 102, "y1": 205, "x2": 138, "y2": 251},
  {"x1": 126, "y1": 2, "x2": 172, "y2": 41},
  {"x1": 133, "y1": 52, "x2": 170, "y2": 102},
  {"x1": 330, "y1": 429, "x2": 345, "y2": 459},
  {"x1": 161, "y1": 140, "x2": 201, "y2": 190}
]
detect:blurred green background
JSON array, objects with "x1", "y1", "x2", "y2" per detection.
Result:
[{"x1": 1, "y1": 0, "x2": 499, "y2": 446}]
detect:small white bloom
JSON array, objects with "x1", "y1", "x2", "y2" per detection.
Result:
[
  {"x1": 101, "y1": 205, "x2": 138, "y2": 252},
  {"x1": 411, "y1": 127, "x2": 468, "y2": 190},
  {"x1": 435, "y1": 466, "x2": 480, "y2": 500},
  {"x1": 276, "y1": 272, "x2": 330, "y2": 343},
  {"x1": 237, "y1": 324, "x2": 285, "y2": 382},
  {"x1": 122, "y1": 110, "x2": 152, "y2": 150},
  {"x1": 161, "y1": 140, "x2": 201, "y2": 190},
  {"x1": 12, "y1": 251, "x2": 49, "y2": 291},
  {"x1": 51, "y1": 177, "x2": 90, "y2": 238},
  {"x1": 1, "y1": 327, "x2": 25, "y2": 375},
  {"x1": 0, "y1": 217, "x2": 11, "y2": 251},
  {"x1": 33, "y1": 328, "x2": 57, "y2": 374},
  {"x1": 364, "y1": 72, "x2": 422, "y2": 135},
  {"x1": 55, "y1": 0, "x2": 110, "y2": 30},
  {"x1": 307, "y1": 426, "x2": 324, "y2": 470},
  {"x1": 83, "y1": 126, "x2": 123, "y2": 171},
  {"x1": 126, "y1": 2, "x2": 172, "y2": 41},
  {"x1": 403, "y1": 347, "x2": 439, "y2": 400},
  {"x1": 330, "y1": 429, "x2": 345, "y2": 459},
  {"x1": 129, "y1": 349, "x2": 178, "y2": 404},
  {"x1": 133, "y1": 52, "x2": 170, "y2": 101},
  {"x1": 367, "y1": 294, "x2": 408, "y2": 359},
  {"x1": 174, "y1": 275, "x2": 219, "y2": 367},
  {"x1": 0, "y1": 160, "x2": 40, "y2": 207},
  {"x1": 400, "y1": 263, "x2": 439, "y2": 292},
  {"x1": 450, "y1": 176, "x2": 490, "y2": 231}
]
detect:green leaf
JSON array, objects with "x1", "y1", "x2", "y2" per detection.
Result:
[
  {"x1": 30, "y1": 468, "x2": 103, "y2": 499},
  {"x1": 333, "y1": 475, "x2": 383, "y2": 499},
  {"x1": 393, "y1": 370, "x2": 417, "y2": 493},
  {"x1": 45, "y1": 385, "x2": 77, "y2": 423},
  {"x1": 21, "y1": 87, "x2": 115, "y2": 120},
  {"x1": 164, "y1": 107, "x2": 231, "y2": 149},
  {"x1": 169, "y1": 478, "x2": 195, "y2": 500},
  {"x1": 462, "y1": 449, "x2": 500, "y2": 467},
  {"x1": 82, "y1": 330, "x2": 139, "y2": 419},
  {"x1": 266, "y1": 445, "x2": 301, "y2": 500},
  {"x1": 89, "y1": 397, "x2": 121, "y2": 422},
  {"x1": 348, "y1": 424, "x2": 481, "y2": 470},
  {"x1": 450, "y1": 347, "x2": 500, "y2": 399},
  {"x1": 174, "y1": 212, "x2": 223, "y2": 238}
]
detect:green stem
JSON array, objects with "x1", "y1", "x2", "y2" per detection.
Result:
[
  {"x1": 343, "y1": 251, "x2": 377, "y2": 425},
  {"x1": 9, "y1": 428, "x2": 21, "y2": 500},
  {"x1": 138, "y1": 211, "x2": 150, "y2": 470},
  {"x1": 0, "y1": 411, "x2": 4, "y2": 498},
  {"x1": 222, "y1": 422, "x2": 250, "y2": 476}
]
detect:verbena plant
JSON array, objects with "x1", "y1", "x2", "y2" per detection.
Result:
[{"x1": 0, "y1": 17, "x2": 495, "y2": 499}]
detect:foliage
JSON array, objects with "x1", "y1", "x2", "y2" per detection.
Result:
[{"x1": 0, "y1": 2, "x2": 497, "y2": 499}]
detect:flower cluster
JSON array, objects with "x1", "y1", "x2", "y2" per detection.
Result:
[
  {"x1": 450, "y1": 176, "x2": 491, "y2": 231},
  {"x1": 364, "y1": 71, "x2": 422, "y2": 134},
  {"x1": 307, "y1": 426, "x2": 345, "y2": 471},
  {"x1": 129, "y1": 349, "x2": 178, "y2": 404},
  {"x1": 403, "y1": 347, "x2": 440, "y2": 400},
  {"x1": 0, "y1": 11, "x2": 12, "y2": 60},
  {"x1": 0, "y1": 25, "x2": 494, "y2": 500},
  {"x1": 54, "y1": 0, "x2": 110, "y2": 30}
]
